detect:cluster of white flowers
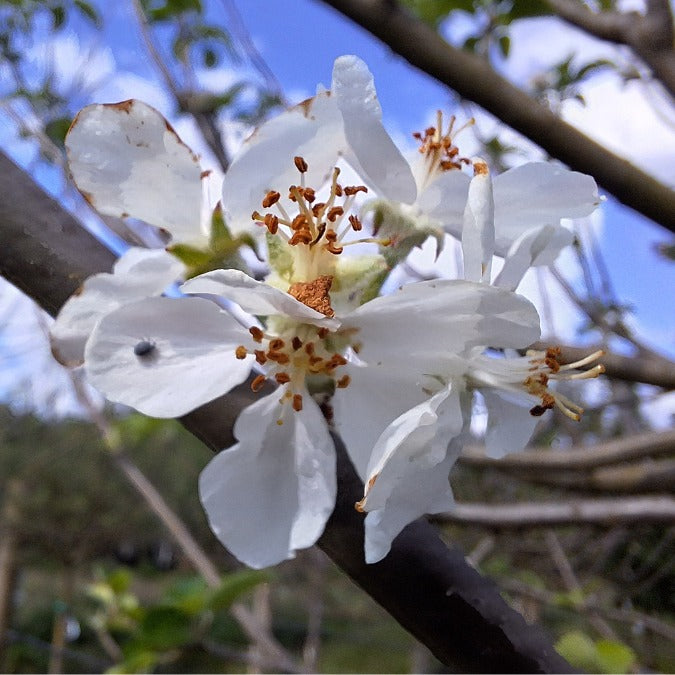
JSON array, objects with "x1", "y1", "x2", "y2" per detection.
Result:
[{"x1": 51, "y1": 56, "x2": 604, "y2": 568}]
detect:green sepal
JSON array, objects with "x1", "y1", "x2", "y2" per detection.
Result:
[
  {"x1": 366, "y1": 200, "x2": 444, "y2": 268},
  {"x1": 331, "y1": 254, "x2": 390, "y2": 312},
  {"x1": 266, "y1": 230, "x2": 294, "y2": 280},
  {"x1": 167, "y1": 203, "x2": 258, "y2": 279}
]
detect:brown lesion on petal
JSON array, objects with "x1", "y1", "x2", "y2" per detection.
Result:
[
  {"x1": 354, "y1": 474, "x2": 378, "y2": 513},
  {"x1": 287, "y1": 275, "x2": 335, "y2": 317},
  {"x1": 109, "y1": 99, "x2": 135, "y2": 114},
  {"x1": 80, "y1": 190, "x2": 96, "y2": 208}
]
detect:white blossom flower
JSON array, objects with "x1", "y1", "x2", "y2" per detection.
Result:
[
  {"x1": 84, "y1": 245, "x2": 540, "y2": 567},
  {"x1": 53, "y1": 99, "x2": 246, "y2": 366},
  {"x1": 337, "y1": 157, "x2": 606, "y2": 563},
  {"x1": 460, "y1": 158, "x2": 579, "y2": 290},
  {"x1": 368, "y1": 110, "x2": 600, "y2": 272},
  {"x1": 61, "y1": 54, "x2": 605, "y2": 571}
]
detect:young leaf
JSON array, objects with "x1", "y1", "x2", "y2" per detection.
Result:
[{"x1": 207, "y1": 569, "x2": 270, "y2": 612}]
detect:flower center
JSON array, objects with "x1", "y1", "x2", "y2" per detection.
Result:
[
  {"x1": 235, "y1": 322, "x2": 350, "y2": 419},
  {"x1": 470, "y1": 346, "x2": 605, "y2": 421},
  {"x1": 252, "y1": 158, "x2": 371, "y2": 283},
  {"x1": 413, "y1": 111, "x2": 473, "y2": 186}
]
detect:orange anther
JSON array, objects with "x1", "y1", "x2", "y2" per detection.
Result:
[
  {"x1": 327, "y1": 206, "x2": 344, "y2": 222},
  {"x1": 251, "y1": 374, "x2": 267, "y2": 392},
  {"x1": 294, "y1": 156, "x2": 308, "y2": 172},
  {"x1": 262, "y1": 190, "x2": 281, "y2": 208},
  {"x1": 249, "y1": 326, "x2": 264, "y2": 343}
]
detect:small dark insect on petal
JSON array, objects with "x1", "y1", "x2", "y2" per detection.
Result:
[{"x1": 134, "y1": 340, "x2": 156, "y2": 357}]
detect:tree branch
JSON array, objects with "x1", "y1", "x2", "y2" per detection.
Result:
[
  {"x1": 460, "y1": 428, "x2": 675, "y2": 472},
  {"x1": 318, "y1": 0, "x2": 675, "y2": 233},
  {"x1": 0, "y1": 148, "x2": 575, "y2": 672},
  {"x1": 543, "y1": 0, "x2": 675, "y2": 96},
  {"x1": 435, "y1": 496, "x2": 675, "y2": 527}
]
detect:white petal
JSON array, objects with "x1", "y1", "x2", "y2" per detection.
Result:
[
  {"x1": 199, "y1": 390, "x2": 336, "y2": 568},
  {"x1": 364, "y1": 452, "x2": 457, "y2": 564},
  {"x1": 222, "y1": 90, "x2": 346, "y2": 233},
  {"x1": 494, "y1": 224, "x2": 574, "y2": 290},
  {"x1": 66, "y1": 100, "x2": 205, "y2": 243},
  {"x1": 85, "y1": 296, "x2": 252, "y2": 417},
  {"x1": 461, "y1": 166, "x2": 495, "y2": 283},
  {"x1": 343, "y1": 280, "x2": 540, "y2": 374},
  {"x1": 481, "y1": 389, "x2": 540, "y2": 458},
  {"x1": 492, "y1": 162, "x2": 599, "y2": 252},
  {"x1": 333, "y1": 55, "x2": 416, "y2": 204},
  {"x1": 362, "y1": 388, "x2": 470, "y2": 564},
  {"x1": 332, "y1": 360, "x2": 428, "y2": 478},
  {"x1": 181, "y1": 269, "x2": 340, "y2": 328},
  {"x1": 50, "y1": 248, "x2": 184, "y2": 366},
  {"x1": 416, "y1": 169, "x2": 470, "y2": 233},
  {"x1": 360, "y1": 386, "x2": 463, "y2": 512}
]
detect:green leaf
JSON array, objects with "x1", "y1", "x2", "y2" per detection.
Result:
[
  {"x1": 655, "y1": 242, "x2": 675, "y2": 261},
  {"x1": 50, "y1": 5, "x2": 66, "y2": 29},
  {"x1": 107, "y1": 649, "x2": 158, "y2": 674},
  {"x1": 162, "y1": 577, "x2": 209, "y2": 616},
  {"x1": 509, "y1": 0, "x2": 551, "y2": 19},
  {"x1": 208, "y1": 570, "x2": 270, "y2": 612},
  {"x1": 73, "y1": 0, "x2": 101, "y2": 26},
  {"x1": 107, "y1": 568, "x2": 133, "y2": 595},
  {"x1": 203, "y1": 47, "x2": 217, "y2": 68},
  {"x1": 167, "y1": 243, "x2": 213, "y2": 269},
  {"x1": 402, "y1": 0, "x2": 474, "y2": 25},
  {"x1": 497, "y1": 34, "x2": 510, "y2": 58},
  {"x1": 44, "y1": 116, "x2": 71, "y2": 147},
  {"x1": 137, "y1": 606, "x2": 193, "y2": 650},
  {"x1": 148, "y1": 0, "x2": 202, "y2": 21},
  {"x1": 595, "y1": 640, "x2": 636, "y2": 674},
  {"x1": 576, "y1": 58, "x2": 614, "y2": 80},
  {"x1": 555, "y1": 630, "x2": 598, "y2": 672}
]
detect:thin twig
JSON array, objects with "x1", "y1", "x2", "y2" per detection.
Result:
[
  {"x1": 545, "y1": 531, "x2": 617, "y2": 639},
  {"x1": 434, "y1": 496, "x2": 675, "y2": 527},
  {"x1": 218, "y1": 0, "x2": 288, "y2": 105},
  {"x1": 500, "y1": 577, "x2": 675, "y2": 643},
  {"x1": 460, "y1": 428, "x2": 675, "y2": 472}
]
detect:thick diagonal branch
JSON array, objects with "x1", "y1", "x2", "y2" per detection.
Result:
[{"x1": 319, "y1": 0, "x2": 675, "y2": 233}]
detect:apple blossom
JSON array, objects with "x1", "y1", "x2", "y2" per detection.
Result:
[
  {"x1": 336, "y1": 158, "x2": 606, "y2": 563},
  {"x1": 367, "y1": 110, "x2": 601, "y2": 274},
  {"x1": 83, "y1": 171, "x2": 543, "y2": 569},
  {"x1": 53, "y1": 52, "x2": 607, "y2": 571}
]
